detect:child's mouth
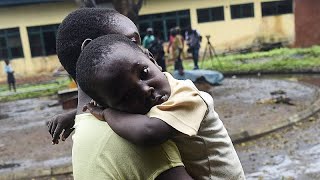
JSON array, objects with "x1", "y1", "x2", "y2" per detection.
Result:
[{"x1": 154, "y1": 94, "x2": 168, "y2": 106}]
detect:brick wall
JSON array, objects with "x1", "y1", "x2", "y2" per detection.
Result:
[{"x1": 295, "y1": 0, "x2": 320, "y2": 47}]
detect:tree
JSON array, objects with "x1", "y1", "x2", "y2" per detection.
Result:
[{"x1": 75, "y1": 0, "x2": 144, "y2": 24}]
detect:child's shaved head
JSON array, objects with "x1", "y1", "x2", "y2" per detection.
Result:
[
  {"x1": 76, "y1": 34, "x2": 143, "y2": 107},
  {"x1": 56, "y1": 8, "x2": 140, "y2": 79},
  {"x1": 77, "y1": 34, "x2": 171, "y2": 114}
]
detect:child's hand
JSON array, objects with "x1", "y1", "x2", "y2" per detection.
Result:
[
  {"x1": 47, "y1": 109, "x2": 76, "y2": 145},
  {"x1": 83, "y1": 101, "x2": 106, "y2": 121}
]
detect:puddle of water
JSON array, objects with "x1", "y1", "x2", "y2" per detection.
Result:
[
  {"x1": 0, "y1": 156, "x2": 71, "y2": 173},
  {"x1": 0, "y1": 163, "x2": 20, "y2": 170},
  {"x1": 0, "y1": 114, "x2": 9, "y2": 120},
  {"x1": 297, "y1": 143, "x2": 320, "y2": 160},
  {"x1": 246, "y1": 144, "x2": 320, "y2": 179},
  {"x1": 246, "y1": 155, "x2": 300, "y2": 179}
]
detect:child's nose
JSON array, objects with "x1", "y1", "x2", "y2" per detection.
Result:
[{"x1": 142, "y1": 84, "x2": 155, "y2": 98}]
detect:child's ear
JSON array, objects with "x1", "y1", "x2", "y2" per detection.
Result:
[{"x1": 81, "y1": 38, "x2": 92, "y2": 51}]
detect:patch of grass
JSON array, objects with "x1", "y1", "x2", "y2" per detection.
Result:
[
  {"x1": 168, "y1": 46, "x2": 320, "y2": 74},
  {"x1": 0, "y1": 77, "x2": 71, "y2": 102}
]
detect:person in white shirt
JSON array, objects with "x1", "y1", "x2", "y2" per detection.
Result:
[{"x1": 4, "y1": 59, "x2": 16, "y2": 92}]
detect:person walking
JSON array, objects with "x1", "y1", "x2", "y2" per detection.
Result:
[
  {"x1": 4, "y1": 59, "x2": 16, "y2": 92},
  {"x1": 167, "y1": 28, "x2": 175, "y2": 55},
  {"x1": 149, "y1": 31, "x2": 166, "y2": 72},
  {"x1": 186, "y1": 27, "x2": 201, "y2": 70},
  {"x1": 172, "y1": 27, "x2": 184, "y2": 75},
  {"x1": 142, "y1": 27, "x2": 155, "y2": 49}
]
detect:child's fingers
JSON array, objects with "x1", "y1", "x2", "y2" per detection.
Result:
[
  {"x1": 46, "y1": 120, "x2": 50, "y2": 127},
  {"x1": 82, "y1": 105, "x2": 88, "y2": 112},
  {"x1": 89, "y1": 99, "x2": 97, "y2": 106},
  {"x1": 88, "y1": 105, "x2": 105, "y2": 121},
  {"x1": 47, "y1": 121, "x2": 53, "y2": 137},
  {"x1": 83, "y1": 101, "x2": 99, "y2": 112},
  {"x1": 84, "y1": 102, "x2": 105, "y2": 121},
  {"x1": 62, "y1": 128, "x2": 75, "y2": 141},
  {"x1": 50, "y1": 121, "x2": 58, "y2": 138},
  {"x1": 91, "y1": 111, "x2": 105, "y2": 121},
  {"x1": 52, "y1": 124, "x2": 63, "y2": 143},
  {"x1": 52, "y1": 139, "x2": 59, "y2": 145},
  {"x1": 84, "y1": 103, "x2": 93, "y2": 112}
]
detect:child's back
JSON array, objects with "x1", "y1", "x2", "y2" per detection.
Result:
[{"x1": 148, "y1": 73, "x2": 245, "y2": 179}]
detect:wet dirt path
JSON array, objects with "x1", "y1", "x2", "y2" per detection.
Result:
[
  {"x1": 233, "y1": 74, "x2": 320, "y2": 179},
  {"x1": 236, "y1": 111, "x2": 320, "y2": 179},
  {"x1": 206, "y1": 77, "x2": 318, "y2": 140},
  {"x1": 0, "y1": 96, "x2": 72, "y2": 175}
]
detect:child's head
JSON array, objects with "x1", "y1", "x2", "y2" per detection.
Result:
[
  {"x1": 170, "y1": 28, "x2": 177, "y2": 36},
  {"x1": 4, "y1": 59, "x2": 9, "y2": 65},
  {"x1": 77, "y1": 34, "x2": 171, "y2": 114},
  {"x1": 57, "y1": 8, "x2": 141, "y2": 80}
]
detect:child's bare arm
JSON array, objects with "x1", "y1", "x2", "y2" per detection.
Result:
[
  {"x1": 47, "y1": 109, "x2": 76, "y2": 144},
  {"x1": 84, "y1": 104, "x2": 177, "y2": 146}
]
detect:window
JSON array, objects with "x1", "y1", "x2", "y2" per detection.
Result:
[
  {"x1": 138, "y1": 10, "x2": 191, "y2": 41},
  {"x1": 231, "y1": 3, "x2": 254, "y2": 19},
  {"x1": 0, "y1": 28, "x2": 23, "y2": 60},
  {"x1": 197, "y1": 6, "x2": 224, "y2": 23},
  {"x1": 262, "y1": 0, "x2": 293, "y2": 16},
  {"x1": 27, "y1": 24, "x2": 59, "y2": 57}
]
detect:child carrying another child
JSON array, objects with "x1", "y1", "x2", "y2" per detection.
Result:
[
  {"x1": 52, "y1": 8, "x2": 190, "y2": 179},
  {"x1": 77, "y1": 34, "x2": 245, "y2": 180}
]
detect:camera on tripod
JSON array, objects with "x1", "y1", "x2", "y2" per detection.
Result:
[{"x1": 201, "y1": 34, "x2": 222, "y2": 69}]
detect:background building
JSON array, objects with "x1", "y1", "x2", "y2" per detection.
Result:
[
  {"x1": 138, "y1": 0, "x2": 295, "y2": 53},
  {"x1": 0, "y1": 0, "x2": 318, "y2": 81},
  {"x1": 0, "y1": 0, "x2": 77, "y2": 81}
]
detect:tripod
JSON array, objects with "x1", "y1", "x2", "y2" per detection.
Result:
[{"x1": 201, "y1": 35, "x2": 222, "y2": 69}]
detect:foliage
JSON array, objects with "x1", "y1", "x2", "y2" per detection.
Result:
[
  {"x1": 169, "y1": 46, "x2": 320, "y2": 74},
  {"x1": 75, "y1": 0, "x2": 144, "y2": 24}
]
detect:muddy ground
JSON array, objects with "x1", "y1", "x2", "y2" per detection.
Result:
[
  {"x1": 206, "y1": 76, "x2": 318, "y2": 138},
  {"x1": 0, "y1": 76, "x2": 319, "y2": 179},
  {"x1": 237, "y1": 110, "x2": 320, "y2": 179},
  {"x1": 0, "y1": 96, "x2": 71, "y2": 176}
]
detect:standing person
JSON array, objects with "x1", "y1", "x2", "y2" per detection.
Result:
[
  {"x1": 142, "y1": 27, "x2": 155, "y2": 49},
  {"x1": 186, "y1": 27, "x2": 201, "y2": 70},
  {"x1": 172, "y1": 27, "x2": 184, "y2": 75},
  {"x1": 4, "y1": 59, "x2": 16, "y2": 92},
  {"x1": 77, "y1": 34, "x2": 245, "y2": 180},
  {"x1": 48, "y1": 8, "x2": 192, "y2": 179},
  {"x1": 166, "y1": 28, "x2": 175, "y2": 55},
  {"x1": 149, "y1": 31, "x2": 166, "y2": 72}
]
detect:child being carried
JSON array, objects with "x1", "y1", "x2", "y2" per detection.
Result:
[{"x1": 77, "y1": 34, "x2": 245, "y2": 180}]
